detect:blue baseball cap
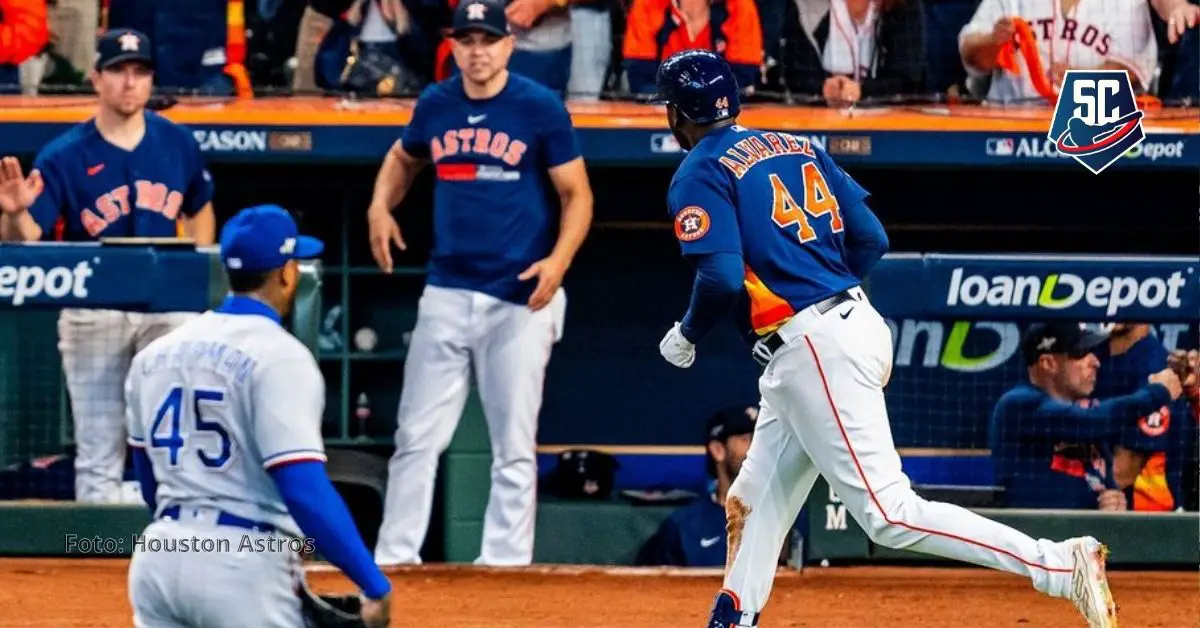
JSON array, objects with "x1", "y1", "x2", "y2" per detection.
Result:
[
  {"x1": 219, "y1": 205, "x2": 324, "y2": 272},
  {"x1": 451, "y1": 0, "x2": 510, "y2": 38},
  {"x1": 96, "y1": 28, "x2": 154, "y2": 71}
]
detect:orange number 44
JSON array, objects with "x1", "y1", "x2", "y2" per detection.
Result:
[{"x1": 769, "y1": 163, "x2": 843, "y2": 243}]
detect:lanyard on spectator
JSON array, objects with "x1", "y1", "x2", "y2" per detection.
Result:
[{"x1": 829, "y1": 0, "x2": 877, "y2": 82}]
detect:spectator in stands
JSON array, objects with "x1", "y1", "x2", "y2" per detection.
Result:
[
  {"x1": 958, "y1": 0, "x2": 1158, "y2": 103},
  {"x1": 636, "y1": 404, "x2": 757, "y2": 567},
  {"x1": 781, "y1": 0, "x2": 926, "y2": 107},
  {"x1": 622, "y1": 0, "x2": 763, "y2": 97},
  {"x1": 293, "y1": 0, "x2": 356, "y2": 92},
  {"x1": 0, "y1": 0, "x2": 50, "y2": 93},
  {"x1": 1155, "y1": 0, "x2": 1200, "y2": 101},
  {"x1": 1091, "y1": 323, "x2": 1199, "y2": 512},
  {"x1": 107, "y1": 0, "x2": 249, "y2": 95},
  {"x1": 48, "y1": 0, "x2": 99, "y2": 77},
  {"x1": 566, "y1": 0, "x2": 612, "y2": 100},
  {"x1": 989, "y1": 322, "x2": 1182, "y2": 511},
  {"x1": 1154, "y1": 0, "x2": 1200, "y2": 43},
  {"x1": 327, "y1": 0, "x2": 430, "y2": 96}
]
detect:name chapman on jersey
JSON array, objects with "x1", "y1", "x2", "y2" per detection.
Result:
[{"x1": 65, "y1": 533, "x2": 316, "y2": 555}]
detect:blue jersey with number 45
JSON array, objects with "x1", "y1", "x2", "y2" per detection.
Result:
[{"x1": 668, "y1": 125, "x2": 876, "y2": 336}]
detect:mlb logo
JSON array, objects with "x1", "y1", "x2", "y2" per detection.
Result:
[
  {"x1": 1047, "y1": 70, "x2": 1146, "y2": 175},
  {"x1": 985, "y1": 138, "x2": 1014, "y2": 156}
]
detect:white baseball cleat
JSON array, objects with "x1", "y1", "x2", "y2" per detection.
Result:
[{"x1": 1067, "y1": 537, "x2": 1118, "y2": 627}]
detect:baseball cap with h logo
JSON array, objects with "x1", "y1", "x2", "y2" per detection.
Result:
[{"x1": 219, "y1": 205, "x2": 324, "y2": 272}]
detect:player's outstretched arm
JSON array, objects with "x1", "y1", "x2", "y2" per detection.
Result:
[
  {"x1": 1029, "y1": 379, "x2": 1176, "y2": 441},
  {"x1": 269, "y1": 462, "x2": 393, "y2": 602}
]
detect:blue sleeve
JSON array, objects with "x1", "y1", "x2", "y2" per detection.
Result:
[
  {"x1": 401, "y1": 89, "x2": 433, "y2": 160},
  {"x1": 668, "y1": 172, "x2": 742, "y2": 257},
  {"x1": 26, "y1": 152, "x2": 66, "y2": 239},
  {"x1": 840, "y1": 198, "x2": 889, "y2": 278},
  {"x1": 1118, "y1": 398, "x2": 1177, "y2": 452},
  {"x1": 680, "y1": 252, "x2": 744, "y2": 343},
  {"x1": 813, "y1": 148, "x2": 886, "y2": 277},
  {"x1": 180, "y1": 127, "x2": 214, "y2": 216},
  {"x1": 269, "y1": 461, "x2": 392, "y2": 600},
  {"x1": 1028, "y1": 384, "x2": 1174, "y2": 441},
  {"x1": 131, "y1": 446, "x2": 157, "y2": 513},
  {"x1": 540, "y1": 98, "x2": 582, "y2": 169},
  {"x1": 625, "y1": 60, "x2": 659, "y2": 95}
]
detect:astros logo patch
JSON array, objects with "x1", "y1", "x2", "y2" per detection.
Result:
[
  {"x1": 1138, "y1": 407, "x2": 1170, "y2": 437},
  {"x1": 674, "y1": 206, "x2": 710, "y2": 242},
  {"x1": 1047, "y1": 70, "x2": 1146, "y2": 175}
]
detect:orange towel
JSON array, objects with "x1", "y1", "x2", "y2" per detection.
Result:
[{"x1": 995, "y1": 16, "x2": 1057, "y2": 104}]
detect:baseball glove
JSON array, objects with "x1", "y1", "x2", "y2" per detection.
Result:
[{"x1": 298, "y1": 577, "x2": 367, "y2": 628}]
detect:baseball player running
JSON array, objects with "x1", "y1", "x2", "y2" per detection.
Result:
[
  {"x1": 0, "y1": 28, "x2": 217, "y2": 504},
  {"x1": 651, "y1": 50, "x2": 1118, "y2": 628},
  {"x1": 125, "y1": 204, "x2": 392, "y2": 628},
  {"x1": 367, "y1": 0, "x2": 593, "y2": 567}
]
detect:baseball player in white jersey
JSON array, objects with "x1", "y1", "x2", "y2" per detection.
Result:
[
  {"x1": 959, "y1": 0, "x2": 1158, "y2": 103},
  {"x1": 124, "y1": 205, "x2": 392, "y2": 628},
  {"x1": 0, "y1": 29, "x2": 216, "y2": 504},
  {"x1": 367, "y1": 0, "x2": 593, "y2": 567}
]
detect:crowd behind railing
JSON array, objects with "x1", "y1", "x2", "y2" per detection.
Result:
[{"x1": 1, "y1": 0, "x2": 1198, "y2": 106}]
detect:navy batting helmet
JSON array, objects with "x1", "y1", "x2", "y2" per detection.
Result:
[{"x1": 650, "y1": 50, "x2": 741, "y2": 125}]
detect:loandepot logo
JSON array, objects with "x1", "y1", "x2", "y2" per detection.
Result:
[
  {"x1": 886, "y1": 319, "x2": 1192, "y2": 373},
  {"x1": 946, "y1": 267, "x2": 1189, "y2": 317},
  {"x1": 0, "y1": 261, "x2": 94, "y2": 306}
]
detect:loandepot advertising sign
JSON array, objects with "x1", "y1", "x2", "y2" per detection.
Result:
[
  {"x1": 920, "y1": 256, "x2": 1199, "y2": 320},
  {"x1": 945, "y1": 267, "x2": 1191, "y2": 317}
]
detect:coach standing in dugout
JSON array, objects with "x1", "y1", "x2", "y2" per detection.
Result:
[
  {"x1": 367, "y1": 0, "x2": 593, "y2": 567},
  {"x1": 989, "y1": 323, "x2": 1183, "y2": 511},
  {"x1": 0, "y1": 28, "x2": 217, "y2": 504}
]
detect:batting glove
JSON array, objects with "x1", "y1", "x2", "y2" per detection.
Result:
[{"x1": 659, "y1": 322, "x2": 696, "y2": 368}]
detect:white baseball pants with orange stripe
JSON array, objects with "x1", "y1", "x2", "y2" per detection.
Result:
[{"x1": 722, "y1": 288, "x2": 1075, "y2": 624}]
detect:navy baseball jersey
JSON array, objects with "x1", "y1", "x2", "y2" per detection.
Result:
[
  {"x1": 989, "y1": 382, "x2": 1171, "y2": 509},
  {"x1": 401, "y1": 74, "x2": 582, "y2": 304},
  {"x1": 1092, "y1": 336, "x2": 1194, "y2": 510},
  {"x1": 28, "y1": 111, "x2": 213, "y2": 241},
  {"x1": 666, "y1": 125, "x2": 868, "y2": 336},
  {"x1": 636, "y1": 494, "x2": 729, "y2": 567}
]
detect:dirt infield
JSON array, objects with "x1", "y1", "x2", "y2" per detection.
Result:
[{"x1": 0, "y1": 559, "x2": 1195, "y2": 627}]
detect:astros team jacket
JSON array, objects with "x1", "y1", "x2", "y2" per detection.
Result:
[
  {"x1": 622, "y1": 0, "x2": 763, "y2": 95},
  {"x1": 0, "y1": 0, "x2": 50, "y2": 90}
]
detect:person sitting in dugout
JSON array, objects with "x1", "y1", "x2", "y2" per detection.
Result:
[
  {"x1": 989, "y1": 322, "x2": 1184, "y2": 511},
  {"x1": 636, "y1": 404, "x2": 757, "y2": 567}
]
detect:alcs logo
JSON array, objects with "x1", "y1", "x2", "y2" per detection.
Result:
[
  {"x1": 1048, "y1": 70, "x2": 1146, "y2": 175},
  {"x1": 0, "y1": 262, "x2": 94, "y2": 306}
]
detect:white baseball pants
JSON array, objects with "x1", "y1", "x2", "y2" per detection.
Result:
[
  {"x1": 722, "y1": 289, "x2": 1075, "y2": 623},
  {"x1": 58, "y1": 308, "x2": 195, "y2": 503},
  {"x1": 375, "y1": 285, "x2": 564, "y2": 566},
  {"x1": 128, "y1": 517, "x2": 304, "y2": 628}
]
